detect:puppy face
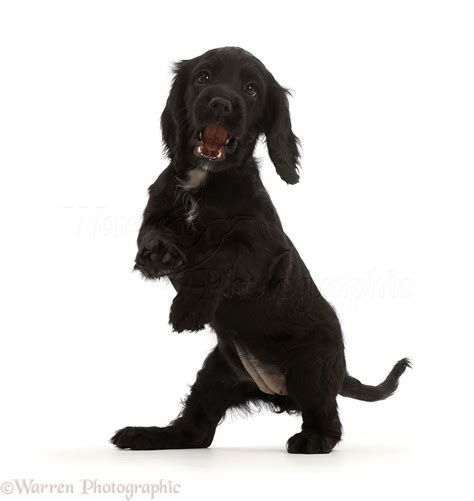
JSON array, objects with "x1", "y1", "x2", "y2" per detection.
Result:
[{"x1": 162, "y1": 47, "x2": 300, "y2": 184}]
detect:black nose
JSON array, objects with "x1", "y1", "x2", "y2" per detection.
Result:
[{"x1": 209, "y1": 97, "x2": 232, "y2": 115}]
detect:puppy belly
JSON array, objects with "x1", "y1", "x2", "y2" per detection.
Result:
[{"x1": 234, "y1": 343, "x2": 287, "y2": 396}]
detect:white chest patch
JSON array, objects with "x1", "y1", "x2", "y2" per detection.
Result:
[
  {"x1": 180, "y1": 168, "x2": 208, "y2": 190},
  {"x1": 177, "y1": 168, "x2": 208, "y2": 224}
]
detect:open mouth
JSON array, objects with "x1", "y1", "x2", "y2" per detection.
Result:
[{"x1": 194, "y1": 123, "x2": 233, "y2": 161}]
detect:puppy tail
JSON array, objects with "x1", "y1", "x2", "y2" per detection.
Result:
[{"x1": 339, "y1": 358, "x2": 411, "y2": 402}]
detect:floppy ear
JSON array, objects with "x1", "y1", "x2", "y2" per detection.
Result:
[
  {"x1": 262, "y1": 78, "x2": 301, "y2": 184},
  {"x1": 161, "y1": 61, "x2": 190, "y2": 173}
]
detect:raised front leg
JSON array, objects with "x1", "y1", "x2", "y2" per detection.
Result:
[
  {"x1": 169, "y1": 290, "x2": 218, "y2": 332},
  {"x1": 133, "y1": 164, "x2": 188, "y2": 279},
  {"x1": 134, "y1": 228, "x2": 185, "y2": 279},
  {"x1": 111, "y1": 347, "x2": 259, "y2": 450}
]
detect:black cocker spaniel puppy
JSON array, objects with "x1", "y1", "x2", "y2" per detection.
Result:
[{"x1": 111, "y1": 47, "x2": 410, "y2": 454}]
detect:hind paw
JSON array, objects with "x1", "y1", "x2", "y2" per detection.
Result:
[{"x1": 286, "y1": 431, "x2": 339, "y2": 454}]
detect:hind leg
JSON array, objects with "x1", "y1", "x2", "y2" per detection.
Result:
[
  {"x1": 287, "y1": 402, "x2": 342, "y2": 454},
  {"x1": 285, "y1": 354, "x2": 344, "y2": 454}
]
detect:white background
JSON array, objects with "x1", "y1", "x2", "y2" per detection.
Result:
[{"x1": 1, "y1": 1, "x2": 473, "y2": 499}]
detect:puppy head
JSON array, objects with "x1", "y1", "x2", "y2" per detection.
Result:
[{"x1": 161, "y1": 47, "x2": 300, "y2": 184}]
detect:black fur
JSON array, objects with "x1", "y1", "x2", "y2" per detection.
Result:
[{"x1": 111, "y1": 47, "x2": 410, "y2": 454}]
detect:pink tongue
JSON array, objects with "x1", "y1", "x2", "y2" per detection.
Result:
[{"x1": 202, "y1": 123, "x2": 229, "y2": 149}]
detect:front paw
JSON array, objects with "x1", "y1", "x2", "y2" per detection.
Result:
[
  {"x1": 169, "y1": 294, "x2": 217, "y2": 333},
  {"x1": 134, "y1": 239, "x2": 184, "y2": 279},
  {"x1": 110, "y1": 425, "x2": 213, "y2": 450},
  {"x1": 111, "y1": 426, "x2": 169, "y2": 450}
]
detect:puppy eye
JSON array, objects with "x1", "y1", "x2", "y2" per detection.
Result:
[
  {"x1": 197, "y1": 71, "x2": 211, "y2": 84},
  {"x1": 245, "y1": 82, "x2": 258, "y2": 97}
]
